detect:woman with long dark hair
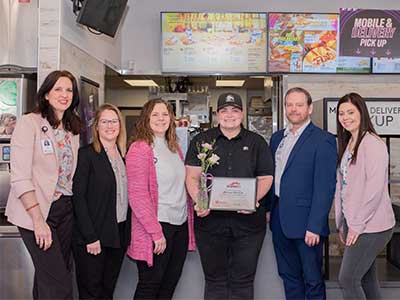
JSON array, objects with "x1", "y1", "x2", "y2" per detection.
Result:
[
  {"x1": 335, "y1": 92, "x2": 395, "y2": 299},
  {"x1": 6, "y1": 70, "x2": 81, "y2": 299},
  {"x1": 126, "y1": 98, "x2": 195, "y2": 300}
]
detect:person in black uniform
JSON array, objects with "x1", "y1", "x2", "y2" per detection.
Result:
[
  {"x1": 185, "y1": 93, "x2": 274, "y2": 300},
  {"x1": 72, "y1": 103, "x2": 131, "y2": 299}
]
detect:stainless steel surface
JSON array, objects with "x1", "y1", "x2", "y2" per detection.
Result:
[
  {"x1": 0, "y1": 0, "x2": 10, "y2": 66},
  {"x1": 0, "y1": 227, "x2": 400, "y2": 299},
  {"x1": 0, "y1": 165, "x2": 10, "y2": 210},
  {"x1": 0, "y1": 236, "x2": 33, "y2": 299},
  {"x1": 0, "y1": 225, "x2": 19, "y2": 237},
  {"x1": 0, "y1": 0, "x2": 38, "y2": 68},
  {"x1": 0, "y1": 213, "x2": 18, "y2": 235},
  {"x1": 271, "y1": 75, "x2": 285, "y2": 132},
  {"x1": 9, "y1": 0, "x2": 38, "y2": 68},
  {"x1": 0, "y1": 75, "x2": 36, "y2": 210},
  {"x1": 281, "y1": 75, "x2": 288, "y2": 129}
]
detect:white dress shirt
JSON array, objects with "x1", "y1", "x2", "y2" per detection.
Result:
[{"x1": 274, "y1": 120, "x2": 311, "y2": 197}]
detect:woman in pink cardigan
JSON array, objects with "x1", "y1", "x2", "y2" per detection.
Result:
[
  {"x1": 126, "y1": 98, "x2": 195, "y2": 300},
  {"x1": 335, "y1": 93, "x2": 395, "y2": 299}
]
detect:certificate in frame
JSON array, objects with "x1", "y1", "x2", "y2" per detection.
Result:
[{"x1": 209, "y1": 177, "x2": 257, "y2": 211}]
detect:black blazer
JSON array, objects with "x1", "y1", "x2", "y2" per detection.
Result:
[{"x1": 72, "y1": 144, "x2": 131, "y2": 249}]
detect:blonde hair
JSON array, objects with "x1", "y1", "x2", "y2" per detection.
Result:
[{"x1": 92, "y1": 103, "x2": 127, "y2": 156}]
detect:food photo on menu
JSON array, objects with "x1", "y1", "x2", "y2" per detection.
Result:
[
  {"x1": 267, "y1": 13, "x2": 371, "y2": 73},
  {"x1": 268, "y1": 13, "x2": 339, "y2": 73},
  {"x1": 161, "y1": 12, "x2": 267, "y2": 73}
]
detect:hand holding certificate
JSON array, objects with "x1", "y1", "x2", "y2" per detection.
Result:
[{"x1": 209, "y1": 177, "x2": 257, "y2": 211}]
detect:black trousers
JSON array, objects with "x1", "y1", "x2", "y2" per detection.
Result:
[
  {"x1": 73, "y1": 243, "x2": 126, "y2": 299},
  {"x1": 195, "y1": 214, "x2": 266, "y2": 300},
  {"x1": 134, "y1": 222, "x2": 188, "y2": 300},
  {"x1": 18, "y1": 195, "x2": 73, "y2": 300}
]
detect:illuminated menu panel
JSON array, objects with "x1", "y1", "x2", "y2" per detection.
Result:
[
  {"x1": 372, "y1": 57, "x2": 400, "y2": 73},
  {"x1": 161, "y1": 12, "x2": 267, "y2": 74},
  {"x1": 268, "y1": 13, "x2": 371, "y2": 73}
]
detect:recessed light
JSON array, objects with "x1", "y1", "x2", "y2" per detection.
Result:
[
  {"x1": 124, "y1": 80, "x2": 159, "y2": 87},
  {"x1": 215, "y1": 80, "x2": 245, "y2": 87}
]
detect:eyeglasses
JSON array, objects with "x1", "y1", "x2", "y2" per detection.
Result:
[{"x1": 99, "y1": 119, "x2": 120, "y2": 126}]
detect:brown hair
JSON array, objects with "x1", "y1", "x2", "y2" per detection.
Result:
[
  {"x1": 129, "y1": 99, "x2": 178, "y2": 152},
  {"x1": 92, "y1": 104, "x2": 127, "y2": 156},
  {"x1": 285, "y1": 87, "x2": 312, "y2": 106},
  {"x1": 336, "y1": 93, "x2": 377, "y2": 164},
  {"x1": 34, "y1": 70, "x2": 81, "y2": 135}
]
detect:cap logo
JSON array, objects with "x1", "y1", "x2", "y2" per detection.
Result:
[{"x1": 226, "y1": 95, "x2": 235, "y2": 102}]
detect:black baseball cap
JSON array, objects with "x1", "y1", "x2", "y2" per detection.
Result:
[{"x1": 217, "y1": 93, "x2": 243, "y2": 111}]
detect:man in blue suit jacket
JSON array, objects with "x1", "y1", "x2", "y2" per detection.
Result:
[{"x1": 267, "y1": 87, "x2": 337, "y2": 299}]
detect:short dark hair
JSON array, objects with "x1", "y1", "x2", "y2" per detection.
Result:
[
  {"x1": 34, "y1": 70, "x2": 81, "y2": 135},
  {"x1": 285, "y1": 87, "x2": 312, "y2": 106},
  {"x1": 336, "y1": 93, "x2": 377, "y2": 165}
]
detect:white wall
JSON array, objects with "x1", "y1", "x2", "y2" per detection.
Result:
[
  {"x1": 60, "y1": 0, "x2": 124, "y2": 69},
  {"x1": 287, "y1": 74, "x2": 400, "y2": 128},
  {"x1": 121, "y1": 0, "x2": 400, "y2": 74},
  {"x1": 287, "y1": 74, "x2": 400, "y2": 100},
  {"x1": 60, "y1": 38, "x2": 105, "y2": 104},
  {"x1": 106, "y1": 88, "x2": 149, "y2": 107}
]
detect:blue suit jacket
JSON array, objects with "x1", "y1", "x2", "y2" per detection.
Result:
[{"x1": 268, "y1": 122, "x2": 337, "y2": 238}]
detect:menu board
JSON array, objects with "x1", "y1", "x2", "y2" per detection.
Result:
[
  {"x1": 161, "y1": 12, "x2": 267, "y2": 74},
  {"x1": 268, "y1": 13, "x2": 371, "y2": 73},
  {"x1": 372, "y1": 57, "x2": 400, "y2": 73}
]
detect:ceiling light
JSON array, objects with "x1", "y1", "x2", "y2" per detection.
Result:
[
  {"x1": 215, "y1": 80, "x2": 245, "y2": 87},
  {"x1": 124, "y1": 79, "x2": 159, "y2": 87},
  {"x1": 264, "y1": 78, "x2": 273, "y2": 87}
]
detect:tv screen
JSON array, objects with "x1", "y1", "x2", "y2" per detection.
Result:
[
  {"x1": 161, "y1": 12, "x2": 267, "y2": 74},
  {"x1": 77, "y1": 0, "x2": 128, "y2": 38},
  {"x1": 267, "y1": 13, "x2": 371, "y2": 73}
]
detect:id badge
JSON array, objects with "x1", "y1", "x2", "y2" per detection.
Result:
[{"x1": 41, "y1": 139, "x2": 54, "y2": 154}]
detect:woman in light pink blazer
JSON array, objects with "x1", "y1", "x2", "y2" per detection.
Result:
[
  {"x1": 6, "y1": 70, "x2": 81, "y2": 299},
  {"x1": 335, "y1": 93, "x2": 395, "y2": 300},
  {"x1": 126, "y1": 99, "x2": 195, "y2": 300}
]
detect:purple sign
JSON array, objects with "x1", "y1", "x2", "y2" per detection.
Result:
[{"x1": 339, "y1": 8, "x2": 400, "y2": 58}]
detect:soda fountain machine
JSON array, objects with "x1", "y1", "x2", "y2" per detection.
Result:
[{"x1": 0, "y1": 71, "x2": 36, "y2": 212}]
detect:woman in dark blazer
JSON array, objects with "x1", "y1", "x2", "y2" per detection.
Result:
[{"x1": 72, "y1": 103, "x2": 131, "y2": 299}]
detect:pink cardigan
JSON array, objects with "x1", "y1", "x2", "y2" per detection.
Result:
[
  {"x1": 6, "y1": 113, "x2": 79, "y2": 230},
  {"x1": 335, "y1": 133, "x2": 395, "y2": 234},
  {"x1": 126, "y1": 140, "x2": 196, "y2": 266}
]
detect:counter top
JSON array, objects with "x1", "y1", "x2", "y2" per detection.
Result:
[{"x1": 0, "y1": 213, "x2": 19, "y2": 237}]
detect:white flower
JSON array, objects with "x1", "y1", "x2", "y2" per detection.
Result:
[
  {"x1": 208, "y1": 154, "x2": 220, "y2": 165},
  {"x1": 197, "y1": 153, "x2": 206, "y2": 160},
  {"x1": 202, "y1": 143, "x2": 213, "y2": 151}
]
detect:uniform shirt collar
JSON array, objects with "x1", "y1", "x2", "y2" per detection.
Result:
[{"x1": 217, "y1": 125, "x2": 244, "y2": 140}]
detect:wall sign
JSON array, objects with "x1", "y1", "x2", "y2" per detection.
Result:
[
  {"x1": 339, "y1": 8, "x2": 400, "y2": 58},
  {"x1": 324, "y1": 98, "x2": 400, "y2": 136}
]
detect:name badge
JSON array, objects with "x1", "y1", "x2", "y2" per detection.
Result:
[{"x1": 41, "y1": 139, "x2": 54, "y2": 154}]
